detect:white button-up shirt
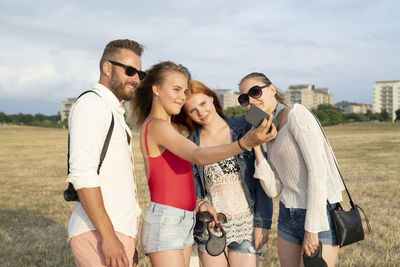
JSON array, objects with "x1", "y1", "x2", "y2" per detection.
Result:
[{"x1": 67, "y1": 83, "x2": 139, "y2": 239}]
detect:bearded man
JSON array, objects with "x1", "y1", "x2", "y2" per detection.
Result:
[{"x1": 67, "y1": 39, "x2": 145, "y2": 267}]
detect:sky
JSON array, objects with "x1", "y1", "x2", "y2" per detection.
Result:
[{"x1": 1, "y1": 0, "x2": 399, "y2": 115}]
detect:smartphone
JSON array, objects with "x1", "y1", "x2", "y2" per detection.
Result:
[{"x1": 245, "y1": 105, "x2": 270, "y2": 128}]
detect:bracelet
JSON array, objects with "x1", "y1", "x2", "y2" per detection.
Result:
[
  {"x1": 195, "y1": 198, "x2": 202, "y2": 206},
  {"x1": 198, "y1": 201, "x2": 208, "y2": 212},
  {"x1": 196, "y1": 199, "x2": 208, "y2": 212},
  {"x1": 196, "y1": 199, "x2": 207, "y2": 210},
  {"x1": 195, "y1": 198, "x2": 204, "y2": 209},
  {"x1": 238, "y1": 138, "x2": 251, "y2": 151}
]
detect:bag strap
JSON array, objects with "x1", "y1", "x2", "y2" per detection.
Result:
[
  {"x1": 306, "y1": 108, "x2": 355, "y2": 208},
  {"x1": 357, "y1": 205, "x2": 372, "y2": 232},
  {"x1": 67, "y1": 90, "x2": 114, "y2": 175},
  {"x1": 307, "y1": 108, "x2": 371, "y2": 233}
]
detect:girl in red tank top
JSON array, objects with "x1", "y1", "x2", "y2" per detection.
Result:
[
  {"x1": 144, "y1": 118, "x2": 196, "y2": 211},
  {"x1": 130, "y1": 61, "x2": 275, "y2": 267}
]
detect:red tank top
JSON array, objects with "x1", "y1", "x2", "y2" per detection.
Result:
[{"x1": 145, "y1": 119, "x2": 196, "y2": 211}]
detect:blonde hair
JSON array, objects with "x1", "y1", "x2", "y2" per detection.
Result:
[{"x1": 130, "y1": 61, "x2": 191, "y2": 126}]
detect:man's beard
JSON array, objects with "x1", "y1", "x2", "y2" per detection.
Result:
[{"x1": 109, "y1": 72, "x2": 138, "y2": 101}]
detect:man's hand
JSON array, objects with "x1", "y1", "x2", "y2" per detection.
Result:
[
  {"x1": 302, "y1": 231, "x2": 319, "y2": 257},
  {"x1": 77, "y1": 188, "x2": 129, "y2": 267},
  {"x1": 101, "y1": 234, "x2": 129, "y2": 267},
  {"x1": 254, "y1": 227, "x2": 269, "y2": 250}
]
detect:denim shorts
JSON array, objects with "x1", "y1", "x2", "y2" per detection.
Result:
[
  {"x1": 277, "y1": 201, "x2": 338, "y2": 245},
  {"x1": 140, "y1": 202, "x2": 196, "y2": 254},
  {"x1": 197, "y1": 239, "x2": 261, "y2": 255}
]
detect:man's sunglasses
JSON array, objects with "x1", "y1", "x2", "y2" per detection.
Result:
[
  {"x1": 238, "y1": 84, "x2": 271, "y2": 106},
  {"x1": 108, "y1": 60, "x2": 146, "y2": 80}
]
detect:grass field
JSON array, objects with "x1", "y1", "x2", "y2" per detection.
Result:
[{"x1": 0, "y1": 122, "x2": 399, "y2": 266}]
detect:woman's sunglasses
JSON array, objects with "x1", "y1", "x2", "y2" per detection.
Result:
[
  {"x1": 238, "y1": 84, "x2": 271, "y2": 106},
  {"x1": 108, "y1": 60, "x2": 147, "y2": 80}
]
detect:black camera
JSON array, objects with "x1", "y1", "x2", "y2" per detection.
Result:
[{"x1": 63, "y1": 183, "x2": 79, "y2": 202}]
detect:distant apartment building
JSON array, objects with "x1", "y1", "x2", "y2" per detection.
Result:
[
  {"x1": 284, "y1": 84, "x2": 334, "y2": 109},
  {"x1": 213, "y1": 89, "x2": 240, "y2": 110},
  {"x1": 373, "y1": 80, "x2": 400, "y2": 121},
  {"x1": 61, "y1": 98, "x2": 76, "y2": 122},
  {"x1": 336, "y1": 101, "x2": 373, "y2": 114}
]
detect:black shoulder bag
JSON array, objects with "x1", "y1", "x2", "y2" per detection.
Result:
[
  {"x1": 63, "y1": 90, "x2": 114, "y2": 202},
  {"x1": 311, "y1": 111, "x2": 371, "y2": 247}
]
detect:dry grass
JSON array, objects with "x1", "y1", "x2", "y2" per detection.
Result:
[{"x1": 0, "y1": 122, "x2": 399, "y2": 266}]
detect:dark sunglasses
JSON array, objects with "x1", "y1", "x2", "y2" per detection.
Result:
[
  {"x1": 238, "y1": 84, "x2": 271, "y2": 106},
  {"x1": 108, "y1": 60, "x2": 146, "y2": 80}
]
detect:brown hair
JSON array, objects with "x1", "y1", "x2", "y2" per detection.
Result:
[
  {"x1": 130, "y1": 61, "x2": 191, "y2": 126},
  {"x1": 239, "y1": 72, "x2": 286, "y2": 104},
  {"x1": 99, "y1": 39, "x2": 144, "y2": 73},
  {"x1": 173, "y1": 80, "x2": 223, "y2": 134}
]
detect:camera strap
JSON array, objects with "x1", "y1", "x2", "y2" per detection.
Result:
[{"x1": 67, "y1": 90, "x2": 115, "y2": 175}]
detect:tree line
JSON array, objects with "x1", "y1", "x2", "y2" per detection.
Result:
[
  {"x1": 224, "y1": 104, "x2": 399, "y2": 126},
  {"x1": 1, "y1": 105, "x2": 399, "y2": 128},
  {"x1": 0, "y1": 112, "x2": 66, "y2": 128}
]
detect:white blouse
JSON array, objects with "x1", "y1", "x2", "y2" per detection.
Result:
[{"x1": 254, "y1": 104, "x2": 344, "y2": 233}]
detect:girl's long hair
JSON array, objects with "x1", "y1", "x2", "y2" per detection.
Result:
[{"x1": 130, "y1": 61, "x2": 191, "y2": 126}]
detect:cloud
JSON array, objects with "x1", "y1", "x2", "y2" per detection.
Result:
[{"x1": 0, "y1": 0, "x2": 399, "y2": 114}]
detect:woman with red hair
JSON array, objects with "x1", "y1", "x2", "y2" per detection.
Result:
[{"x1": 175, "y1": 80, "x2": 274, "y2": 267}]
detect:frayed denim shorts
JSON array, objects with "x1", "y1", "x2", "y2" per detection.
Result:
[
  {"x1": 277, "y1": 201, "x2": 339, "y2": 246},
  {"x1": 140, "y1": 202, "x2": 196, "y2": 254}
]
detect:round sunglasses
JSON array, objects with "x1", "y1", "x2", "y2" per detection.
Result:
[
  {"x1": 238, "y1": 84, "x2": 271, "y2": 106},
  {"x1": 108, "y1": 60, "x2": 147, "y2": 80}
]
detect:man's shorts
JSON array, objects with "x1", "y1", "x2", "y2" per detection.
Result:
[{"x1": 69, "y1": 230, "x2": 135, "y2": 267}]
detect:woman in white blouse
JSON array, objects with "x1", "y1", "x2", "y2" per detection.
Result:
[{"x1": 238, "y1": 72, "x2": 345, "y2": 267}]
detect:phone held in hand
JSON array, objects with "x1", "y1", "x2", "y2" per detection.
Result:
[{"x1": 245, "y1": 105, "x2": 271, "y2": 133}]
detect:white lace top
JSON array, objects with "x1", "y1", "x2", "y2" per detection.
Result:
[
  {"x1": 254, "y1": 104, "x2": 345, "y2": 233},
  {"x1": 204, "y1": 156, "x2": 254, "y2": 245}
]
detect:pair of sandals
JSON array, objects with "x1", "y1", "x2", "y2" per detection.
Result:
[{"x1": 198, "y1": 211, "x2": 230, "y2": 267}]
